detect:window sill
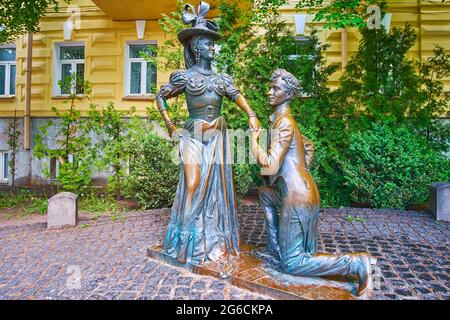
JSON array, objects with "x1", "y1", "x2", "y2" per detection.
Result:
[
  {"x1": 0, "y1": 96, "x2": 16, "y2": 100},
  {"x1": 51, "y1": 95, "x2": 84, "y2": 100},
  {"x1": 122, "y1": 95, "x2": 156, "y2": 102}
]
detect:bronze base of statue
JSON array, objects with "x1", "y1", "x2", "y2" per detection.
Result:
[{"x1": 147, "y1": 244, "x2": 373, "y2": 300}]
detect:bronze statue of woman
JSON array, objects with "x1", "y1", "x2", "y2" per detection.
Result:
[{"x1": 155, "y1": 1, "x2": 260, "y2": 265}]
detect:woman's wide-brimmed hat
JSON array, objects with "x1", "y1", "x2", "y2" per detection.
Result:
[{"x1": 178, "y1": 1, "x2": 221, "y2": 45}]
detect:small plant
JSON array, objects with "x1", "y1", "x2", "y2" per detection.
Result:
[
  {"x1": 110, "y1": 211, "x2": 125, "y2": 222},
  {"x1": 80, "y1": 223, "x2": 90, "y2": 230},
  {"x1": 345, "y1": 215, "x2": 366, "y2": 223}
]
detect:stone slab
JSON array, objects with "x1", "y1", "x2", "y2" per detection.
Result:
[
  {"x1": 147, "y1": 245, "x2": 370, "y2": 300},
  {"x1": 429, "y1": 182, "x2": 450, "y2": 222},
  {"x1": 47, "y1": 192, "x2": 78, "y2": 229}
]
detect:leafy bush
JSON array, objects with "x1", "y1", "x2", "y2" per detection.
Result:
[
  {"x1": 341, "y1": 122, "x2": 450, "y2": 209},
  {"x1": 232, "y1": 164, "x2": 255, "y2": 202},
  {"x1": 124, "y1": 131, "x2": 256, "y2": 209},
  {"x1": 125, "y1": 133, "x2": 180, "y2": 209},
  {"x1": 33, "y1": 76, "x2": 96, "y2": 194}
]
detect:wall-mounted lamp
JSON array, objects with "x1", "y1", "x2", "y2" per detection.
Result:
[
  {"x1": 294, "y1": 14, "x2": 307, "y2": 35},
  {"x1": 136, "y1": 20, "x2": 146, "y2": 39},
  {"x1": 381, "y1": 13, "x2": 392, "y2": 33}
]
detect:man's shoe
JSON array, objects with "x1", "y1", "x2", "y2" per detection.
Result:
[{"x1": 357, "y1": 253, "x2": 377, "y2": 296}]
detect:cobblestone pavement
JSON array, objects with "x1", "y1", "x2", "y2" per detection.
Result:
[{"x1": 0, "y1": 205, "x2": 448, "y2": 300}]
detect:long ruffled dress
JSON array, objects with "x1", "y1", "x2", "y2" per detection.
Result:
[{"x1": 158, "y1": 69, "x2": 241, "y2": 265}]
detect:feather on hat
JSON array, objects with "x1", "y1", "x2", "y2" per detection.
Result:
[{"x1": 178, "y1": 1, "x2": 221, "y2": 44}]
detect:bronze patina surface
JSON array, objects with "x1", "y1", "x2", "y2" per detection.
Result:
[
  {"x1": 250, "y1": 69, "x2": 377, "y2": 297},
  {"x1": 147, "y1": 244, "x2": 367, "y2": 300},
  {"x1": 155, "y1": 1, "x2": 260, "y2": 266}
]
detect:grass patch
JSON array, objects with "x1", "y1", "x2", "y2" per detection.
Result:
[
  {"x1": 79, "y1": 193, "x2": 120, "y2": 217},
  {"x1": 23, "y1": 198, "x2": 48, "y2": 216},
  {"x1": 0, "y1": 190, "x2": 33, "y2": 209}
]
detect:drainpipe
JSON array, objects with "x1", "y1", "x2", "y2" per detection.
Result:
[
  {"x1": 24, "y1": 32, "x2": 32, "y2": 150},
  {"x1": 341, "y1": 28, "x2": 348, "y2": 71}
]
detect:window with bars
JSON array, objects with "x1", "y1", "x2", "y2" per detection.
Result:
[
  {"x1": 54, "y1": 44, "x2": 85, "y2": 96},
  {"x1": 49, "y1": 157, "x2": 59, "y2": 180},
  {"x1": 0, "y1": 151, "x2": 9, "y2": 182},
  {"x1": 0, "y1": 46, "x2": 16, "y2": 97},
  {"x1": 286, "y1": 36, "x2": 316, "y2": 97},
  {"x1": 49, "y1": 155, "x2": 74, "y2": 180},
  {"x1": 125, "y1": 43, "x2": 157, "y2": 96},
  {"x1": 286, "y1": 36, "x2": 315, "y2": 63}
]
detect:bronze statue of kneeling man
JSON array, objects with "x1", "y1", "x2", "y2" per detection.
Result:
[{"x1": 251, "y1": 69, "x2": 377, "y2": 296}]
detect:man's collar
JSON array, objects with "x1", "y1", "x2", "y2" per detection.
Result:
[{"x1": 269, "y1": 104, "x2": 291, "y2": 122}]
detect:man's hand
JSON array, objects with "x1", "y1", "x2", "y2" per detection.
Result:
[
  {"x1": 252, "y1": 127, "x2": 262, "y2": 142},
  {"x1": 248, "y1": 116, "x2": 261, "y2": 132},
  {"x1": 251, "y1": 127, "x2": 262, "y2": 164}
]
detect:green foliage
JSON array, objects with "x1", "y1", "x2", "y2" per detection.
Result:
[
  {"x1": 0, "y1": 0, "x2": 70, "y2": 43},
  {"x1": 23, "y1": 197, "x2": 48, "y2": 216},
  {"x1": 33, "y1": 74, "x2": 96, "y2": 194},
  {"x1": 345, "y1": 215, "x2": 366, "y2": 223},
  {"x1": 143, "y1": 0, "x2": 188, "y2": 128},
  {"x1": 296, "y1": 0, "x2": 381, "y2": 30},
  {"x1": 336, "y1": 24, "x2": 422, "y2": 130},
  {"x1": 79, "y1": 192, "x2": 119, "y2": 215},
  {"x1": 217, "y1": 0, "x2": 349, "y2": 206},
  {"x1": 341, "y1": 122, "x2": 450, "y2": 209},
  {"x1": 0, "y1": 189, "x2": 32, "y2": 209},
  {"x1": 217, "y1": 0, "x2": 299, "y2": 130},
  {"x1": 91, "y1": 103, "x2": 148, "y2": 199},
  {"x1": 5, "y1": 110, "x2": 21, "y2": 189},
  {"x1": 232, "y1": 164, "x2": 254, "y2": 202},
  {"x1": 334, "y1": 23, "x2": 450, "y2": 153},
  {"x1": 125, "y1": 133, "x2": 180, "y2": 209},
  {"x1": 416, "y1": 45, "x2": 450, "y2": 152}
]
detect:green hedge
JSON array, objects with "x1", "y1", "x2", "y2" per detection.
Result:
[{"x1": 341, "y1": 122, "x2": 450, "y2": 209}]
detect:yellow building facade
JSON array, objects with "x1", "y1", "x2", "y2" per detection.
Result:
[
  {"x1": 0, "y1": 0, "x2": 449, "y2": 118},
  {"x1": 0, "y1": 0, "x2": 448, "y2": 186}
]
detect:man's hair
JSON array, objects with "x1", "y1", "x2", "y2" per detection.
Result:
[{"x1": 270, "y1": 69, "x2": 300, "y2": 99}]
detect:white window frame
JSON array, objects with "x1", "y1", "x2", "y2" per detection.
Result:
[
  {"x1": 49, "y1": 157, "x2": 60, "y2": 180},
  {"x1": 0, "y1": 151, "x2": 9, "y2": 182},
  {"x1": 0, "y1": 45, "x2": 16, "y2": 98},
  {"x1": 49, "y1": 154, "x2": 74, "y2": 181},
  {"x1": 287, "y1": 36, "x2": 317, "y2": 98},
  {"x1": 124, "y1": 40, "x2": 157, "y2": 97},
  {"x1": 53, "y1": 42, "x2": 85, "y2": 96}
]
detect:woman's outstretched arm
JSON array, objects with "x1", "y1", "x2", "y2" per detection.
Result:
[
  {"x1": 156, "y1": 70, "x2": 187, "y2": 138},
  {"x1": 156, "y1": 93, "x2": 177, "y2": 138},
  {"x1": 234, "y1": 94, "x2": 261, "y2": 131}
]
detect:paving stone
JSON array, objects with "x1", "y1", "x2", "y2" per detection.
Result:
[{"x1": 0, "y1": 207, "x2": 448, "y2": 300}]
